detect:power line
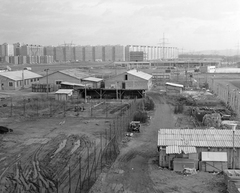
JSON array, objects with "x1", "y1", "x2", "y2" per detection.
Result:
[{"x1": 158, "y1": 33, "x2": 170, "y2": 60}]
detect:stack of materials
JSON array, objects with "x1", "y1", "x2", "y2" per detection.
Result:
[{"x1": 224, "y1": 170, "x2": 240, "y2": 193}]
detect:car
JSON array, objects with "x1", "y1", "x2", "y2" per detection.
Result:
[{"x1": 128, "y1": 121, "x2": 140, "y2": 133}]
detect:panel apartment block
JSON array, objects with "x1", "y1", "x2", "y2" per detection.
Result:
[
  {"x1": 114, "y1": 45, "x2": 125, "y2": 61},
  {"x1": 54, "y1": 46, "x2": 64, "y2": 62},
  {"x1": 130, "y1": 51, "x2": 144, "y2": 62},
  {"x1": 64, "y1": 46, "x2": 74, "y2": 62},
  {"x1": 94, "y1": 46, "x2": 103, "y2": 61},
  {"x1": 20, "y1": 44, "x2": 44, "y2": 56},
  {"x1": 13, "y1": 43, "x2": 22, "y2": 56},
  {"x1": 44, "y1": 46, "x2": 54, "y2": 56},
  {"x1": 104, "y1": 45, "x2": 114, "y2": 61},
  {"x1": 84, "y1": 46, "x2": 94, "y2": 61},
  {"x1": 74, "y1": 46, "x2": 83, "y2": 61},
  {"x1": 0, "y1": 43, "x2": 14, "y2": 56}
]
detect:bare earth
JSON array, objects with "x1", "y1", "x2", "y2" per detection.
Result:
[{"x1": 90, "y1": 92, "x2": 227, "y2": 193}]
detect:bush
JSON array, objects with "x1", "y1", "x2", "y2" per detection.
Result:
[
  {"x1": 133, "y1": 110, "x2": 148, "y2": 123},
  {"x1": 144, "y1": 96, "x2": 155, "y2": 111},
  {"x1": 174, "y1": 104, "x2": 184, "y2": 114}
]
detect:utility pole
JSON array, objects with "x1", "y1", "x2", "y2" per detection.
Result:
[{"x1": 44, "y1": 69, "x2": 49, "y2": 99}]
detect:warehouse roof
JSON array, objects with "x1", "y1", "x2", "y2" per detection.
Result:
[
  {"x1": 166, "y1": 145, "x2": 197, "y2": 154},
  {"x1": 0, "y1": 70, "x2": 42, "y2": 81},
  {"x1": 158, "y1": 129, "x2": 240, "y2": 148},
  {"x1": 127, "y1": 69, "x2": 152, "y2": 80},
  {"x1": 59, "y1": 69, "x2": 92, "y2": 79},
  {"x1": 82, "y1": 77, "x2": 103, "y2": 82},
  {"x1": 165, "y1": 82, "x2": 184, "y2": 88}
]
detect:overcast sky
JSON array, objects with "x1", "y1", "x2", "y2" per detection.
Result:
[{"x1": 0, "y1": 0, "x2": 239, "y2": 51}]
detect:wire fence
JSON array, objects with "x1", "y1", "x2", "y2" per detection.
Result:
[
  {"x1": 0, "y1": 95, "x2": 134, "y2": 119},
  {"x1": 2, "y1": 99, "x2": 138, "y2": 193}
]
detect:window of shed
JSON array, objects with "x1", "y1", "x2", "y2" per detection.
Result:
[
  {"x1": 125, "y1": 74, "x2": 128, "y2": 80},
  {"x1": 9, "y1": 82, "x2": 13, "y2": 87},
  {"x1": 56, "y1": 81, "x2": 62, "y2": 85}
]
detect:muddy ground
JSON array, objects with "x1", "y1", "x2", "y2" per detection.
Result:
[{"x1": 90, "y1": 92, "x2": 227, "y2": 193}]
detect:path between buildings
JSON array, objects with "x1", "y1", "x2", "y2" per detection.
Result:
[{"x1": 90, "y1": 92, "x2": 177, "y2": 193}]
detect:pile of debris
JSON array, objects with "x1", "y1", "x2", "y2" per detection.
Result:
[{"x1": 191, "y1": 107, "x2": 232, "y2": 128}]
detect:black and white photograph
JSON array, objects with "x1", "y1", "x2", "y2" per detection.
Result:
[{"x1": 0, "y1": 0, "x2": 240, "y2": 192}]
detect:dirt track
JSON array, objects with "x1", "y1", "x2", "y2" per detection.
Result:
[{"x1": 90, "y1": 92, "x2": 226, "y2": 193}]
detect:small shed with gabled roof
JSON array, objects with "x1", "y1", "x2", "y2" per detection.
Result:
[
  {"x1": 165, "y1": 82, "x2": 184, "y2": 94},
  {"x1": 55, "y1": 89, "x2": 73, "y2": 101}
]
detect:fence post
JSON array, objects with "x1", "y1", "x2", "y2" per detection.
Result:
[
  {"x1": 64, "y1": 101, "x2": 66, "y2": 117},
  {"x1": 100, "y1": 134, "x2": 103, "y2": 173},
  {"x1": 10, "y1": 97, "x2": 13, "y2": 117},
  {"x1": 88, "y1": 146, "x2": 90, "y2": 189},
  {"x1": 79, "y1": 156, "x2": 82, "y2": 193},
  {"x1": 109, "y1": 124, "x2": 112, "y2": 160},
  {"x1": 37, "y1": 98, "x2": 39, "y2": 117},
  {"x1": 56, "y1": 178, "x2": 59, "y2": 193},
  {"x1": 23, "y1": 97, "x2": 25, "y2": 117},
  {"x1": 105, "y1": 128, "x2": 108, "y2": 164},
  {"x1": 105, "y1": 100, "x2": 108, "y2": 118},
  {"x1": 68, "y1": 165, "x2": 71, "y2": 193},
  {"x1": 95, "y1": 141, "x2": 97, "y2": 180}
]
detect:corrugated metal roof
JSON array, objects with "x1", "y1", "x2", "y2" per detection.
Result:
[
  {"x1": 55, "y1": 89, "x2": 73, "y2": 94},
  {"x1": 165, "y1": 82, "x2": 184, "y2": 88},
  {"x1": 201, "y1": 152, "x2": 227, "y2": 162},
  {"x1": 127, "y1": 69, "x2": 152, "y2": 80},
  {"x1": 166, "y1": 146, "x2": 197, "y2": 154},
  {"x1": 59, "y1": 69, "x2": 91, "y2": 79},
  {"x1": 158, "y1": 129, "x2": 240, "y2": 148},
  {"x1": 0, "y1": 70, "x2": 42, "y2": 81},
  {"x1": 82, "y1": 77, "x2": 103, "y2": 82}
]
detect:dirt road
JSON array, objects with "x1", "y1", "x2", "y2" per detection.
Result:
[
  {"x1": 90, "y1": 92, "x2": 226, "y2": 193},
  {"x1": 90, "y1": 93, "x2": 177, "y2": 193}
]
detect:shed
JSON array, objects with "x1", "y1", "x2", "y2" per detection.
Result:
[
  {"x1": 81, "y1": 77, "x2": 103, "y2": 88},
  {"x1": 199, "y1": 152, "x2": 228, "y2": 172},
  {"x1": 158, "y1": 129, "x2": 240, "y2": 169},
  {"x1": 55, "y1": 89, "x2": 73, "y2": 101},
  {"x1": 165, "y1": 82, "x2": 184, "y2": 94},
  {"x1": 164, "y1": 145, "x2": 198, "y2": 170}
]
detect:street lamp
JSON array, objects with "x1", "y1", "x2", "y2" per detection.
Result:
[{"x1": 44, "y1": 69, "x2": 49, "y2": 99}]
